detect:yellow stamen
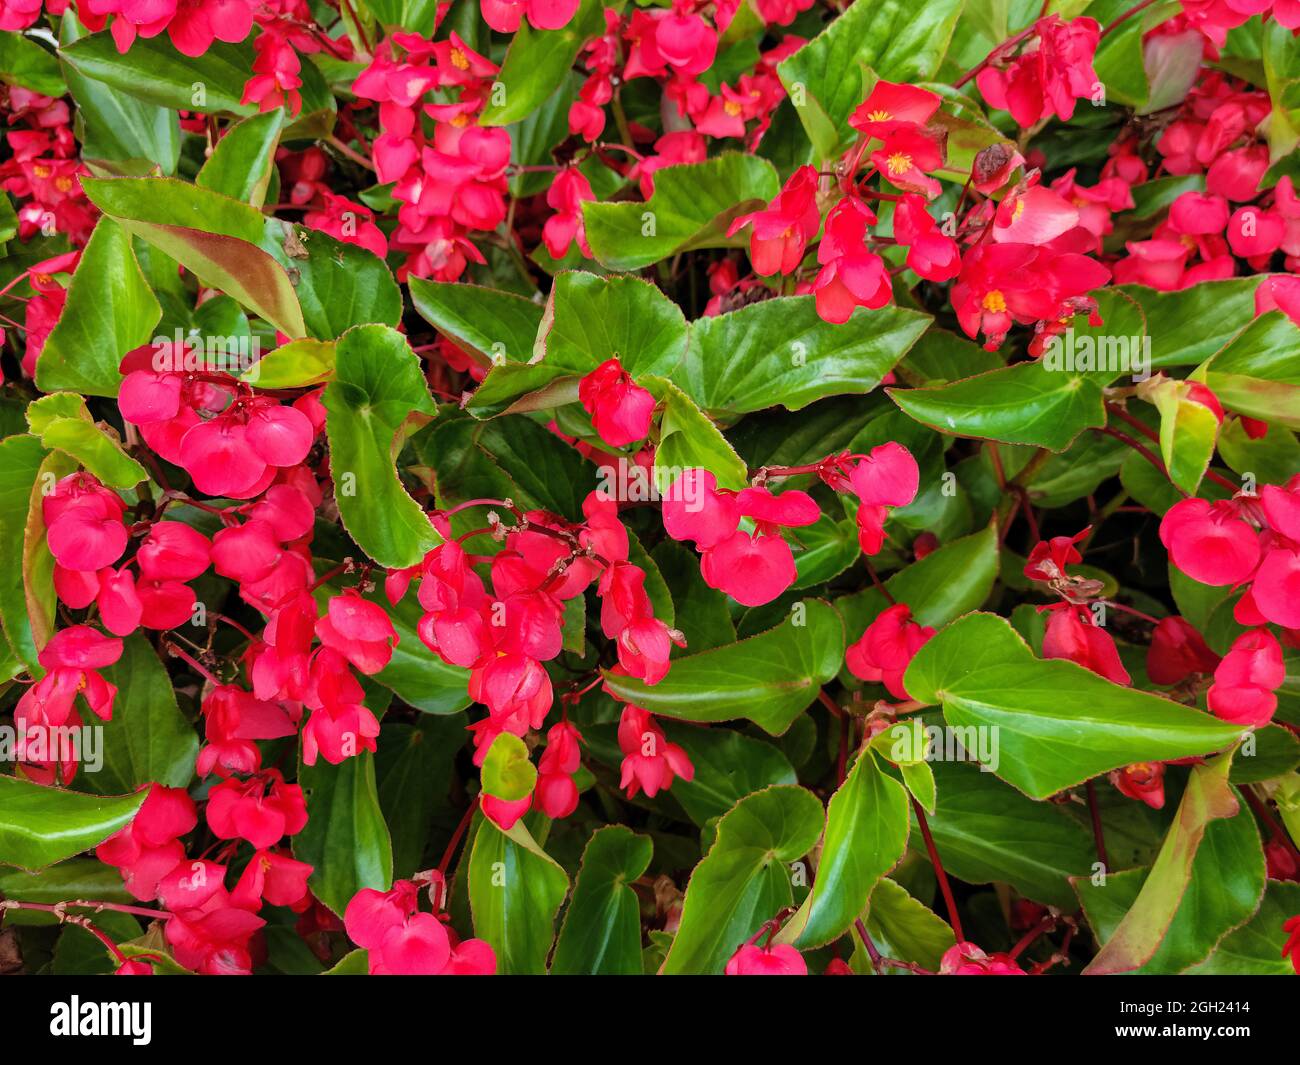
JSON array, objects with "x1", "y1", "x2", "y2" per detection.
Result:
[
  {"x1": 723, "y1": 100, "x2": 742, "y2": 117},
  {"x1": 885, "y1": 152, "x2": 913, "y2": 176},
  {"x1": 449, "y1": 47, "x2": 469, "y2": 71},
  {"x1": 982, "y1": 290, "x2": 1007, "y2": 313},
  {"x1": 866, "y1": 109, "x2": 892, "y2": 122}
]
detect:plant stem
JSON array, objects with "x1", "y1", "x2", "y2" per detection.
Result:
[
  {"x1": 1086, "y1": 779, "x2": 1109, "y2": 870},
  {"x1": 912, "y1": 797, "x2": 964, "y2": 942}
]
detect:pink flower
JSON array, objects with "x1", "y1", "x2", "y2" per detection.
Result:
[
  {"x1": 939, "y1": 941, "x2": 1026, "y2": 975},
  {"x1": 578, "y1": 358, "x2": 656, "y2": 447},
  {"x1": 1147, "y1": 616, "x2": 1221, "y2": 686},
  {"x1": 480, "y1": 0, "x2": 579, "y2": 33},
  {"x1": 617, "y1": 704, "x2": 693, "y2": 798},
  {"x1": 845, "y1": 603, "x2": 935, "y2": 700},
  {"x1": 849, "y1": 442, "x2": 920, "y2": 554},
  {"x1": 1042, "y1": 603, "x2": 1130, "y2": 686},
  {"x1": 975, "y1": 16, "x2": 1100, "y2": 128},
  {"x1": 812, "y1": 197, "x2": 891, "y2": 324},
  {"x1": 727, "y1": 164, "x2": 821, "y2": 276},
  {"x1": 849, "y1": 80, "x2": 942, "y2": 138},
  {"x1": 1159, "y1": 496, "x2": 1260, "y2": 586},
  {"x1": 725, "y1": 942, "x2": 807, "y2": 975},
  {"x1": 1206, "y1": 627, "x2": 1284, "y2": 726}
]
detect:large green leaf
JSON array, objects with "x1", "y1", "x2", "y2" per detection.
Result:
[
  {"x1": 466, "y1": 272, "x2": 687, "y2": 417},
  {"x1": 35, "y1": 217, "x2": 161, "y2": 397},
  {"x1": 1187, "y1": 880, "x2": 1300, "y2": 975},
  {"x1": 375, "y1": 714, "x2": 465, "y2": 878},
  {"x1": 196, "y1": 110, "x2": 282, "y2": 207},
  {"x1": 861, "y1": 874, "x2": 956, "y2": 970},
  {"x1": 782, "y1": 750, "x2": 910, "y2": 948},
  {"x1": 478, "y1": 0, "x2": 605, "y2": 125},
  {"x1": 889, "y1": 358, "x2": 1109, "y2": 452},
  {"x1": 922, "y1": 760, "x2": 1095, "y2": 909},
  {"x1": 676, "y1": 298, "x2": 930, "y2": 419},
  {"x1": 661, "y1": 785, "x2": 823, "y2": 974},
  {"x1": 1195, "y1": 311, "x2": 1300, "y2": 429},
  {"x1": 602, "y1": 600, "x2": 846, "y2": 735},
  {"x1": 80, "y1": 176, "x2": 306, "y2": 338},
  {"x1": 25, "y1": 393, "x2": 147, "y2": 488},
  {"x1": 2, "y1": 30, "x2": 66, "y2": 97},
  {"x1": 584, "y1": 154, "x2": 781, "y2": 272},
  {"x1": 294, "y1": 750, "x2": 393, "y2": 917},
  {"x1": 1075, "y1": 792, "x2": 1264, "y2": 973},
  {"x1": 0, "y1": 776, "x2": 146, "y2": 872},
  {"x1": 467, "y1": 815, "x2": 569, "y2": 974},
  {"x1": 777, "y1": 0, "x2": 965, "y2": 159},
  {"x1": 644, "y1": 376, "x2": 748, "y2": 491},
  {"x1": 0, "y1": 437, "x2": 51, "y2": 673},
  {"x1": 1084, "y1": 756, "x2": 1242, "y2": 974},
  {"x1": 258, "y1": 219, "x2": 402, "y2": 340},
  {"x1": 1123, "y1": 277, "x2": 1262, "y2": 368},
  {"x1": 322, "y1": 325, "x2": 439, "y2": 568},
  {"x1": 551, "y1": 826, "x2": 654, "y2": 975},
  {"x1": 59, "y1": 30, "x2": 335, "y2": 137},
  {"x1": 662, "y1": 722, "x2": 797, "y2": 826},
  {"x1": 88, "y1": 635, "x2": 198, "y2": 795},
  {"x1": 363, "y1": 0, "x2": 442, "y2": 33},
  {"x1": 409, "y1": 278, "x2": 544, "y2": 369},
  {"x1": 904, "y1": 613, "x2": 1243, "y2": 799},
  {"x1": 58, "y1": 14, "x2": 180, "y2": 174}
]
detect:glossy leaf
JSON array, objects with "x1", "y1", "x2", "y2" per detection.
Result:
[
  {"x1": 322, "y1": 325, "x2": 439, "y2": 568},
  {"x1": 661, "y1": 785, "x2": 824, "y2": 974},
  {"x1": 905, "y1": 613, "x2": 1243, "y2": 799},
  {"x1": 551, "y1": 826, "x2": 654, "y2": 975},
  {"x1": 36, "y1": 217, "x2": 161, "y2": 397},
  {"x1": 0, "y1": 776, "x2": 146, "y2": 872},
  {"x1": 584, "y1": 154, "x2": 781, "y2": 272},
  {"x1": 602, "y1": 600, "x2": 846, "y2": 735}
]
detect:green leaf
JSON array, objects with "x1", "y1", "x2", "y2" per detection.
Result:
[
  {"x1": 1083, "y1": 755, "x2": 1242, "y2": 974},
  {"x1": 1085, "y1": 0, "x2": 1151, "y2": 108},
  {"x1": 362, "y1": 0, "x2": 442, "y2": 34},
  {"x1": 376, "y1": 714, "x2": 466, "y2": 878},
  {"x1": 602, "y1": 600, "x2": 846, "y2": 735},
  {"x1": 467, "y1": 272, "x2": 687, "y2": 418},
  {"x1": 922, "y1": 759, "x2": 1095, "y2": 909},
  {"x1": 35, "y1": 217, "x2": 161, "y2": 397},
  {"x1": 1076, "y1": 793, "x2": 1264, "y2": 973},
  {"x1": 294, "y1": 750, "x2": 393, "y2": 917},
  {"x1": 783, "y1": 750, "x2": 910, "y2": 948},
  {"x1": 834, "y1": 524, "x2": 1000, "y2": 637},
  {"x1": 777, "y1": 0, "x2": 964, "y2": 158},
  {"x1": 87, "y1": 635, "x2": 198, "y2": 794},
  {"x1": 904, "y1": 613, "x2": 1243, "y2": 799},
  {"x1": 409, "y1": 278, "x2": 544, "y2": 369},
  {"x1": 258, "y1": 219, "x2": 403, "y2": 340},
  {"x1": 59, "y1": 30, "x2": 335, "y2": 137},
  {"x1": 243, "y1": 338, "x2": 336, "y2": 389},
  {"x1": 196, "y1": 110, "x2": 282, "y2": 207},
  {"x1": 1195, "y1": 310, "x2": 1300, "y2": 428},
  {"x1": 889, "y1": 358, "x2": 1109, "y2": 452},
  {"x1": 80, "y1": 176, "x2": 306, "y2": 338},
  {"x1": 21, "y1": 449, "x2": 77, "y2": 669},
  {"x1": 478, "y1": 0, "x2": 606, "y2": 125},
  {"x1": 58, "y1": 14, "x2": 180, "y2": 174},
  {"x1": 676, "y1": 297, "x2": 930, "y2": 419},
  {"x1": 467, "y1": 815, "x2": 569, "y2": 974},
  {"x1": 0, "y1": 776, "x2": 146, "y2": 872},
  {"x1": 662, "y1": 722, "x2": 797, "y2": 826},
  {"x1": 1, "y1": 31, "x2": 66, "y2": 96},
  {"x1": 322, "y1": 325, "x2": 439, "y2": 568},
  {"x1": 1143, "y1": 375, "x2": 1220, "y2": 494},
  {"x1": 644, "y1": 376, "x2": 748, "y2": 491},
  {"x1": 861, "y1": 875, "x2": 956, "y2": 970},
  {"x1": 482, "y1": 733, "x2": 537, "y2": 802},
  {"x1": 25, "y1": 393, "x2": 147, "y2": 488},
  {"x1": 0, "y1": 859, "x2": 132, "y2": 917},
  {"x1": 1187, "y1": 880, "x2": 1300, "y2": 975},
  {"x1": 584, "y1": 154, "x2": 781, "y2": 272},
  {"x1": 0, "y1": 437, "x2": 52, "y2": 673},
  {"x1": 551, "y1": 826, "x2": 654, "y2": 975},
  {"x1": 661, "y1": 785, "x2": 824, "y2": 974}
]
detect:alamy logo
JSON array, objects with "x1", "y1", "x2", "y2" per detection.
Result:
[
  {"x1": 49, "y1": 997, "x2": 151, "y2": 1045},
  {"x1": 1041, "y1": 327, "x2": 1151, "y2": 382}
]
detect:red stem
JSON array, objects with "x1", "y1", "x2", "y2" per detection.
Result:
[{"x1": 912, "y1": 798, "x2": 964, "y2": 942}]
